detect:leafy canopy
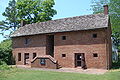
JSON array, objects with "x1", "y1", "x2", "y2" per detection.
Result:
[
  {"x1": 0, "y1": 0, "x2": 57, "y2": 36},
  {"x1": 17, "y1": 0, "x2": 57, "y2": 23},
  {"x1": 0, "y1": 0, "x2": 18, "y2": 36},
  {"x1": 91, "y1": 0, "x2": 120, "y2": 50}
]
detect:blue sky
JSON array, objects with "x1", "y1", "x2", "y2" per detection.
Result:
[{"x1": 0, "y1": 0, "x2": 93, "y2": 42}]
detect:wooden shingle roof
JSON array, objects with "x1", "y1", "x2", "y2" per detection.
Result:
[{"x1": 11, "y1": 13, "x2": 109, "y2": 37}]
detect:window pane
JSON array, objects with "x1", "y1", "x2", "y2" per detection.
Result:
[
  {"x1": 62, "y1": 36, "x2": 66, "y2": 40},
  {"x1": 93, "y1": 53, "x2": 98, "y2": 57},
  {"x1": 93, "y1": 34, "x2": 97, "y2": 38},
  {"x1": 62, "y1": 54, "x2": 66, "y2": 57}
]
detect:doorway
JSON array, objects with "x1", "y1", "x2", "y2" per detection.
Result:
[
  {"x1": 46, "y1": 35, "x2": 54, "y2": 57},
  {"x1": 75, "y1": 53, "x2": 86, "y2": 69},
  {"x1": 24, "y1": 53, "x2": 29, "y2": 65}
]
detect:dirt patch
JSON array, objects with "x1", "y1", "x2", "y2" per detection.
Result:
[{"x1": 13, "y1": 65, "x2": 107, "y2": 74}]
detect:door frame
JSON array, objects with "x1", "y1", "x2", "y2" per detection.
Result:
[
  {"x1": 75, "y1": 53, "x2": 86, "y2": 69},
  {"x1": 24, "y1": 53, "x2": 29, "y2": 65}
]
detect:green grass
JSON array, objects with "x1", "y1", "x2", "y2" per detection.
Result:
[{"x1": 0, "y1": 68, "x2": 120, "y2": 80}]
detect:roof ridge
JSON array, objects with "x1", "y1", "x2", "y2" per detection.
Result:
[
  {"x1": 23, "y1": 13, "x2": 106, "y2": 27},
  {"x1": 11, "y1": 13, "x2": 109, "y2": 37}
]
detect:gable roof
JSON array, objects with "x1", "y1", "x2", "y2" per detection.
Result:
[{"x1": 11, "y1": 13, "x2": 109, "y2": 37}]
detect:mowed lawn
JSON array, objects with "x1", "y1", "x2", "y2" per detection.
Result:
[{"x1": 0, "y1": 68, "x2": 120, "y2": 80}]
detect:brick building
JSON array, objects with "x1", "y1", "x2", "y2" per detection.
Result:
[{"x1": 11, "y1": 5, "x2": 112, "y2": 69}]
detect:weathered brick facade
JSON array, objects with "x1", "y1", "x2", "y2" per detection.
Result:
[
  {"x1": 12, "y1": 28, "x2": 112, "y2": 69},
  {"x1": 12, "y1": 5, "x2": 112, "y2": 69}
]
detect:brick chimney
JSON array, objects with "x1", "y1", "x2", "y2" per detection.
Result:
[
  {"x1": 103, "y1": 5, "x2": 108, "y2": 15},
  {"x1": 21, "y1": 20, "x2": 26, "y2": 27}
]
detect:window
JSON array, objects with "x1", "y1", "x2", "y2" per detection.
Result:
[
  {"x1": 18, "y1": 53, "x2": 21, "y2": 61},
  {"x1": 33, "y1": 53, "x2": 36, "y2": 59},
  {"x1": 62, "y1": 54, "x2": 66, "y2": 57},
  {"x1": 93, "y1": 53, "x2": 98, "y2": 57},
  {"x1": 62, "y1": 36, "x2": 66, "y2": 40},
  {"x1": 40, "y1": 58, "x2": 46, "y2": 65},
  {"x1": 93, "y1": 34, "x2": 97, "y2": 38},
  {"x1": 24, "y1": 38, "x2": 30, "y2": 44}
]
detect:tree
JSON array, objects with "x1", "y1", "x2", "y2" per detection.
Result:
[
  {"x1": 91, "y1": 0, "x2": 120, "y2": 50},
  {"x1": 16, "y1": 0, "x2": 57, "y2": 23},
  {"x1": 0, "y1": 39, "x2": 13, "y2": 65},
  {"x1": 0, "y1": 0, "x2": 18, "y2": 33},
  {"x1": 91, "y1": 0, "x2": 109, "y2": 14},
  {"x1": 0, "y1": 0, "x2": 57, "y2": 35}
]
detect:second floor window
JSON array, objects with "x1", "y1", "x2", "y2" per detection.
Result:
[
  {"x1": 62, "y1": 36, "x2": 66, "y2": 40},
  {"x1": 92, "y1": 34, "x2": 97, "y2": 38},
  {"x1": 24, "y1": 38, "x2": 30, "y2": 44}
]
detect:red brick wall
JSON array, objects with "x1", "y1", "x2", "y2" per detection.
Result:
[
  {"x1": 12, "y1": 34, "x2": 46, "y2": 65},
  {"x1": 54, "y1": 29, "x2": 108, "y2": 69},
  {"x1": 31, "y1": 58, "x2": 57, "y2": 69},
  {"x1": 12, "y1": 28, "x2": 112, "y2": 69}
]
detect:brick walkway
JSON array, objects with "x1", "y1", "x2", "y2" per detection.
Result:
[{"x1": 13, "y1": 65, "x2": 108, "y2": 75}]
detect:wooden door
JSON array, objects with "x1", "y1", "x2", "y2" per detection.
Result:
[{"x1": 75, "y1": 53, "x2": 86, "y2": 69}]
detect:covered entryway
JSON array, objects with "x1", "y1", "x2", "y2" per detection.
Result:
[
  {"x1": 24, "y1": 53, "x2": 29, "y2": 65},
  {"x1": 75, "y1": 53, "x2": 86, "y2": 69},
  {"x1": 46, "y1": 35, "x2": 54, "y2": 57}
]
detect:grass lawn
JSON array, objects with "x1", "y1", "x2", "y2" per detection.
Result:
[{"x1": 0, "y1": 68, "x2": 120, "y2": 80}]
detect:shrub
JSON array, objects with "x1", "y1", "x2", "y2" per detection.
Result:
[
  {"x1": 0, "y1": 39, "x2": 14, "y2": 65},
  {"x1": 0, "y1": 61, "x2": 10, "y2": 70}
]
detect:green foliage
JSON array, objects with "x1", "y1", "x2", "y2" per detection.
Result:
[
  {"x1": 112, "y1": 52, "x2": 120, "y2": 69},
  {"x1": 112, "y1": 61, "x2": 120, "y2": 69},
  {"x1": 91, "y1": 0, "x2": 120, "y2": 50},
  {"x1": 91, "y1": 0, "x2": 109, "y2": 14},
  {"x1": 112, "y1": 32, "x2": 120, "y2": 50},
  {"x1": 0, "y1": 0, "x2": 57, "y2": 36},
  {"x1": 110, "y1": 0, "x2": 120, "y2": 28},
  {"x1": 0, "y1": 39, "x2": 13, "y2": 65},
  {"x1": 0, "y1": 0, "x2": 19, "y2": 33},
  {"x1": 0, "y1": 61, "x2": 10, "y2": 70},
  {"x1": 16, "y1": 0, "x2": 57, "y2": 23},
  {"x1": 110, "y1": 0, "x2": 120, "y2": 50}
]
